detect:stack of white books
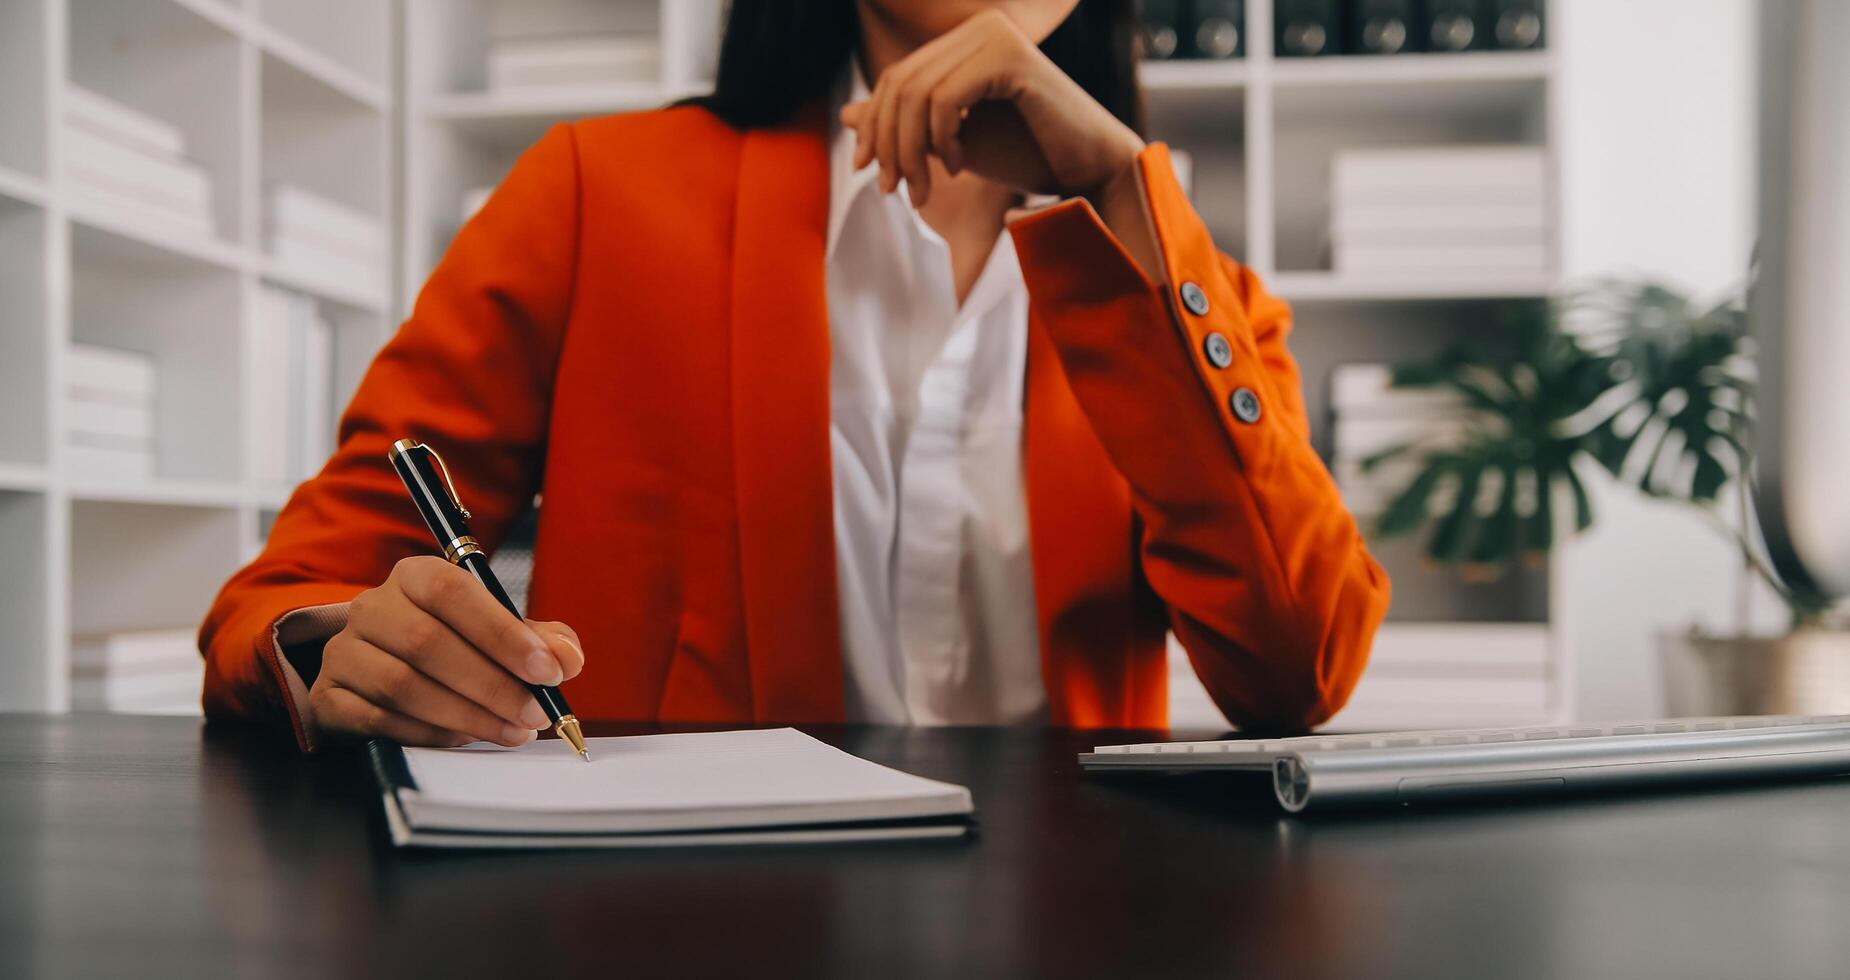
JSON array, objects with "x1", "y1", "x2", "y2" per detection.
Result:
[
  {"x1": 485, "y1": 34, "x2": 660, "y2": 93},
  {"x1": 62, "y1": 85, "x2": 217, "y2": 239},
  {"x1": 71, "y1": 628, "x2": 203, "y2": 715},
  {"x1": 251, "y1": 288, "x2": 335, "y2": 486},
  {"x1": 1329, "y1": 145, "x2": 1548, "y2": 278},
  {"x1": 1329, "y1": 363, "x2": 1471, "y2": 516},
  {"x1": 265, "y1": 185, "x2": 388, "y2": 300},
  {"x1": 65, "y1": 343, "x2": 158, "y2": 482}
]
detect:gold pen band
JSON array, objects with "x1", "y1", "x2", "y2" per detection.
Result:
[
  {"x1": 443, "y1": 535, "x2": 482, "y2": 563},
  {"x1": 555, "y1": 714, "x2": 590, "y2": 761}
]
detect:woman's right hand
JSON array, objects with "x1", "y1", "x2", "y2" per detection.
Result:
[{"x1": 308, "y1": 556, "x2": 586, "y2": 747}]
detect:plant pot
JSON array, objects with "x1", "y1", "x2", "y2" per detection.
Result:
[{"x1": 1659, "y1": 628, "x2": 1850, "y2": 716}]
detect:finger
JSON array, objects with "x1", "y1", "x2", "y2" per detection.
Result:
[
  {"x1": 918, "y1": 35, "x2": 1012, "y2": 182},
  {"x1": 354, "y1": 605, "x2": 549, "y2": 730},
  {"x1": 528, "y1": 620, "x2": 586, "y2": 680},
  {"x1": 394, "y1": 558, "x2": 563, "y2": 686},
  {"x1": 895, "y1": 76, "x2": 932, "y2": 206},
  {"x1": 930, "y1": 98, "x2": 967, "y2": 176},
  {"x1": 843, "y1": 100, "x2": 874, "y2": 171},
  {"x1": 315, "y1": 684, "x2": 476, "y2": 748},
  {"x1": 333, "y1": 637, "x2": 538, "y2": 746},
  {"x1": 923, "y1": 44, "x2": 1050, "y2": 189},
  {"x1": 894, "y1": 41, "x2": 975, "y2": 200},
  {"x1": 874, "y1": 68, "x2": 905, "y2": 194}
]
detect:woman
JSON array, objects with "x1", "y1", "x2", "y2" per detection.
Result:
[{"x1": 201, "y1": 0, "x2": 1389, "y2": 752}]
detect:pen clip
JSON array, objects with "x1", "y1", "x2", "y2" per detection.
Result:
[{"x1": 423, "y1": 445, "x2": 473, "y2": 521}]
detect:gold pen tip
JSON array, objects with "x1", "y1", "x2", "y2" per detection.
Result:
[{"x1": 556, "y1": 714, "x2": 589, "y2": 762}]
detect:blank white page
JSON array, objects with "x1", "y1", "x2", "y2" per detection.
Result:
[{"x1": 399, "y1": 728, "x2": 971, "y2": 833}]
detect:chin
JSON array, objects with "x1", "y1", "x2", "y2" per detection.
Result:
[{"x1": 863, "y1": 0, "x2": 1081, "y2": 44}]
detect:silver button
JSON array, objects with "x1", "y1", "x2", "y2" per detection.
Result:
[
  {"x1": 1230, "y1": 387, "x2": 1262, "y2": 423},
  {"x1": 1203, "y1": 332, "x2": 1233, "y2": 369},
  {"x1": 1179, "y1": 281, "x2": 1209, "y2": 316}
]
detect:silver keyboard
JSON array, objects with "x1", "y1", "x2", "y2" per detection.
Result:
[
  {"x1": 1089, "y1": 714, "x2": 1850, "y2": 760},
  {"x1": 1081, "y1": 714, "x2": 1850, "y2": 812}
]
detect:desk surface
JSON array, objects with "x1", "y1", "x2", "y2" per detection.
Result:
[{"x1": 4, "y1": 715, "x2": 1850, "y2": 980}]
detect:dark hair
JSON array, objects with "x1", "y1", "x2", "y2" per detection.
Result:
[{"x1": 684, "y1": 2, "x2": 1144, "y2": 135}]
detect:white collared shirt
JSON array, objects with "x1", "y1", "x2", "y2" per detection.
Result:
[{"x1": 826, "y1": 65, "x2": 1045, "y2": 725}]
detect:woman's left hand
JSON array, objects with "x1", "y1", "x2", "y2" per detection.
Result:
[{"x1": 840, "y1": 8, "x2": 1145, "y2": 209}]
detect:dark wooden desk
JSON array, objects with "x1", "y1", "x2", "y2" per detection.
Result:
[{"x1": 4, "y1": 715, "x2": 1850, "y2": 979}]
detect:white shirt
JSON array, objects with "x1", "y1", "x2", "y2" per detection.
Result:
[{"x1": 826, "y1": 65, "x2": 1045, "y2": 725}]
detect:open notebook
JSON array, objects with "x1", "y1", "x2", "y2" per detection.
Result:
[{"x1": 369, "y1": 727, "x2": 975, "y2": 848}]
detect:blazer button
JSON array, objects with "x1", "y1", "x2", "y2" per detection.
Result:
[
  {"x1": 1203, "y1": 332, "x2": 1234, "y2": 369},
  {"x1": 1179, "y1": 281, "x2": 1210, "y2": 316},
  {"x1": 1230, "y1": 387, "x2": 1262, "y2": 423}
]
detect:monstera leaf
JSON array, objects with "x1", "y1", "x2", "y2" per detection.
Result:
[
  {"x1": 1364, "y1": 307, "x2": 1599, "y2": 574},
  {"x1": 1569, "y1": 281, "x2": 1753, "y2": 503},
  {"x1": 1363, "y1": 281, "x2": 1752, "y2": 577}
]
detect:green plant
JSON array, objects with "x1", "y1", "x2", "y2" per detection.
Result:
[{"x1": 1364, "y1": 279, "x2": 1828, "y2": 623}]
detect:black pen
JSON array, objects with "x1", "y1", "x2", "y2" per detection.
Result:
[{"x1": 387, "y1": 438, "x2": 590, "y2": 761}]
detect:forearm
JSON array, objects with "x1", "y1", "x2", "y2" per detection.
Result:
[{"x1": 1009, "y1": 144, "x2": 1390, "y2": 729}]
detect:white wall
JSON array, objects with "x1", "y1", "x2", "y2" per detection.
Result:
[{"x1": 1553, "y1": 0, "x2": 1784, "y2": 720}]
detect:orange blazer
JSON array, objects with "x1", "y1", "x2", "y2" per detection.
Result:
[{"x1": 200, "y1": 105, "x2": 1390, "y2": 750}]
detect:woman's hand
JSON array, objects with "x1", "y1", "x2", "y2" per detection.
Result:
[
  {"x1": 840, "y1": 8, "x2": 1145, "y2": 209},
  {"x1": 308, "y1": 556, "x2": 586, "y2": 747}
]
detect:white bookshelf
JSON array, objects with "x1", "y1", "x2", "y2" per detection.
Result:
[
  {"x1": 1148, "y1": 5, "x2": 1568, "y2": 730},
  {"x1": 402, "y1": 0, "x2": 723, "y2": 310},
  {"x1": 0, "y1": 0, "x2": 394, "y2": 712}
]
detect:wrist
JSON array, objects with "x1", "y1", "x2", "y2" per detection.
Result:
[{"x1": 1085, "y1": 150, "x2": 1164, "y2": 285}]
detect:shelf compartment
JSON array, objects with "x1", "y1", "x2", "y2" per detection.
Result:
[
  {"x1": 408, "y1": 0, "x2": 663, "y2": 98},
  {"x1": 260, "y1": 48, "x2": 391, "y2": 221},
  {"x1": 69, "y1": 497, "x2": 241, "y2": 638},
  {"x1": 0, "y1": 489, "x2": 53, "y2": 710},
  {"x1": 421, "y1": 85, "x2": 665, "y2": 152},
  {"x1": 69, "y1": 221, "x2": 246, "y2": 484},
  {"x1": 1270, "y1": 271, "x2": 1558, "y2": 303},
  {"x1": 0, "y1": 462, "x2": 50, "y2": 493},
  {"x1": 0, "y1": 0, "x2": 48, "y2": 177},
  {"x1": 1272, "y1": 50, "x2": 1551, "y2": 89},
  {"x1": 67, "y1": 0, "x2": 248, "y2": 245},
  {"x1": 0, "y1": 164, "x2": 48, "y2": 207},
  {"x1": 1270, "y1": 87, "x2": 1549, "y2": 275},
  {"x1": 1140, "y1": 58, "x2": 1250, "y2": 93},
  {"x1": 1146, "y1": 91, "x2": 1248, "y2": 263},
  {"x1": 66, "y1": 200, "x2": 247, "y2": 273},
  {"x1": 260, "y1": 257, "x2": 388, "y2": 315},
  {"x1": 256, "y1": 0, "x2": 391, "y2": 105},
  {"x1": 66, "y1": 478, "x2": 245, "y2": 508},
  {"x1": 0, "y1": 199, "x2": 48, "y2": 468}
]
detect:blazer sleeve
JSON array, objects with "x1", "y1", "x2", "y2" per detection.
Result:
[
  {"x1": 197, "y1": 124, "x2": 583, "y2": 750},
  {"x1": 1007, "y1": 143, "x2": 1390, "y2": 732}
]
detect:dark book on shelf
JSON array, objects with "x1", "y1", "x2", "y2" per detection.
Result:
[
  {"x1": 1423, "y1": 0, "x2": 1485, "y2": 52},
  {"x1": 1275, "y1": 0, "x2": 1341, "y2": 58},
  {"x1": 1139, "y1": 0, "x2": 1185, "y2": 59},
  {"x1": 1191, "y1": 0, "x2": 1246, "y2": 59},
  {"x1": 1141, "y1": 1, "x2": 1247, "y2": 61},
  {"x1": 1485, "y1": 0, "x2": 1545, "y2": 50},
  {"x1": 1346, "y1": 0, "x2": 1417, "y2": 55}
]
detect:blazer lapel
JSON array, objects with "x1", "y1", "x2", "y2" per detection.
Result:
[{"x1": 729, "y1": 108, "x2": 845, "y2": 722}]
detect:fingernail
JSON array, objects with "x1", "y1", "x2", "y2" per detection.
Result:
[
  {"x1": 554, "y1": 634, "x2": 585, "y2": 675},
  {"x1": 521, "y1": 700, "x2": 549, "y2": 729},
  {"x1": 501, "y1": 725, "x2": 536, "y2": 746},
  {"x1": 525, "y1": 648, "x2": 564, "y2": 686}
]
